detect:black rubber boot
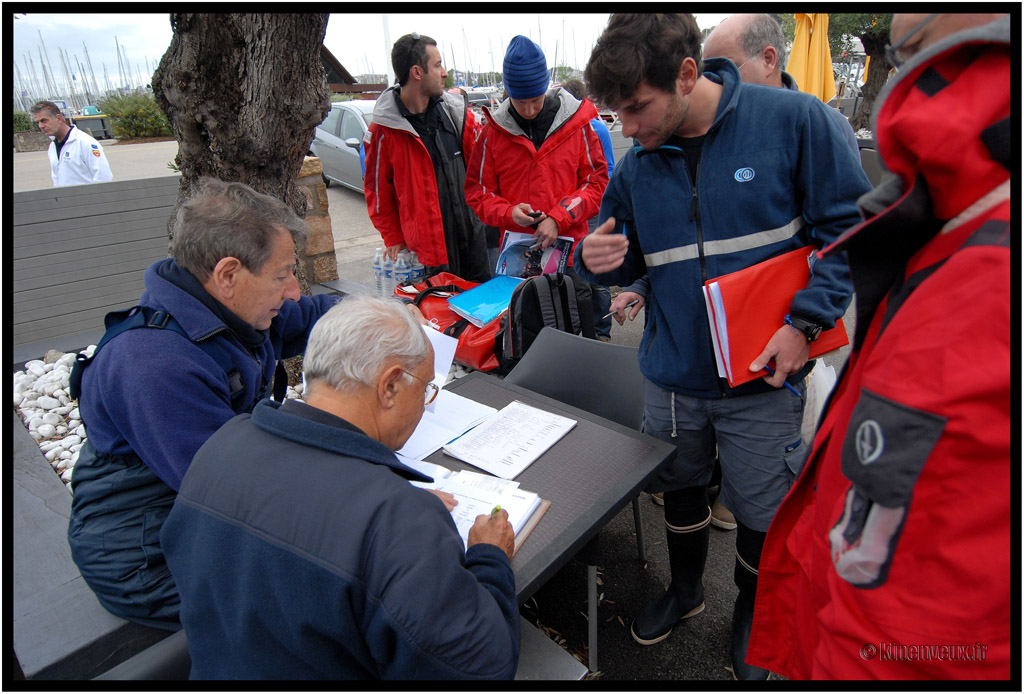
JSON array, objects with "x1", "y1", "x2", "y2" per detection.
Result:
[
  {"x1": 730, "y1": 524, "x2": 770, "y2": 680},
  {"x1": 631, "y1": 488, "x2": 710, "y2": 645}
]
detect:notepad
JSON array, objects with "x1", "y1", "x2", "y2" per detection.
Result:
[
  {"x1": 442, "y1": 400, "x2": 577, "y2": 480},
  {"x1": 446, "y1": 275, "x2": 524, "y2": 327},
  {"x1": 703, "y1": 246, "x2": 849, "y2": 387},
  {"x1": 397, "y1": 389, "x2": 497, "y2": 460},
  {"x1": 398, "y1": 455, "x2": 549, "y2": 556}
]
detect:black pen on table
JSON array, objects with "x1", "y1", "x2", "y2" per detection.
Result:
[
  {"x1": 603, "y1": 299, "x2": 640, "y2": 320},
  {"x1": 763, "y1": 365, "x2": 801, "y2": 397}
]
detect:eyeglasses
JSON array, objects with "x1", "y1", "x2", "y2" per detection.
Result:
[
  {"x1": 735, "y1": 52, "x2": 760, "y2": 71},
  {"x1": 403, "y1": 370, "x2": 439, "y2": 405},
  {"x1": 885, "y1": 14, "x2": 939, "y2": 69}
]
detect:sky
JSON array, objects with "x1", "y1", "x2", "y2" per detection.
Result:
[{"x1": 12, "y1": 12, "x2": 732, "y2": 103}]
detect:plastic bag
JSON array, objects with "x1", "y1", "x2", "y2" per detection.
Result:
[{"x1": 802, "y1": 361, "x2": 837, "y2": 446}]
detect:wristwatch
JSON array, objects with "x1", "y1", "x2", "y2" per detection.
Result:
[{"x1": 786, "y1": 314, "x2": 823, "y2": 342}]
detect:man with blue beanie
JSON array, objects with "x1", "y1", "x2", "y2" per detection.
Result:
[{"x1": 466, "y1": 35, "x2": 608, "y2": 327}]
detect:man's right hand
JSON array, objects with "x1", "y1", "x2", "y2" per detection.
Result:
[
  {"x1": 580, "y1": 217, "x2": 628, "y2": 273},
  {"x1": 468, "y1": 509, "x2": 515, "y2": 561},
  {"x1": 608, "y1": 291, "x2": 645, "y2": 325},
  {"x1": 385, "y1": 243, "x2": 408, "y2": 261}
]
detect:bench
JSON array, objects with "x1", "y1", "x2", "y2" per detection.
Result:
[
  {"x1": 13, "y1": 176, "x2": 181, "y2": 366},
  {"x1": 12, "y1": 410, "x2": 172, "y2": 679},
  {"x1": 94, "y1": 616, "x2": 586, "y2": 680}
]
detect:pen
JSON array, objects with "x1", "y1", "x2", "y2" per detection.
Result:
[
  {"x1": 763, "y1": 365, "x2": 801, "y2": 397},
  {"x1": 603, "y1": 299, "x2": 640, "y2": 320},
  {"x1": 490, "y1": 505, "x2": 502, "y2": 518}
]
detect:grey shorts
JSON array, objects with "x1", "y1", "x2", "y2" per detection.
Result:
[{"x1": 642, "y1": 379, "x2": 808, "y2": 532}]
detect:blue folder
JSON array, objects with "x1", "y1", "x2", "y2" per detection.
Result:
[{"x1": 447, "y1": 275, "x2": 525, "y2": 327}]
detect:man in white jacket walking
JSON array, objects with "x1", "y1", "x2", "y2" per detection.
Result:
[{"x1": 31, "y1": 101, "x2": 113, "y2": 187}]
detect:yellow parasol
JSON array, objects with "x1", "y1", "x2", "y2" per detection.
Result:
[{"x1": 787, "y1": 14, "x2": 837, "y2": 104}]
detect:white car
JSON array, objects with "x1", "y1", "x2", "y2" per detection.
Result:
[{"x1": 309, "y1": 100, "x2": 375, "y2": 192}]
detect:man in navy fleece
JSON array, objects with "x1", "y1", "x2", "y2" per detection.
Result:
[
  {"x1": 67, "y1": 178, "x2": 343, "y2": 630},
  {"x1": 162, "y1": 297, "x2": 519, "y2": 679}
]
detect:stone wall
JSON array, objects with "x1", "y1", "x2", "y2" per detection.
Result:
[
  {"x1": 296, "y1": 156, "x2": 338, "y2": 285},
  {"x1": 14, "y1": 132, "x2": 51, "y2": 152}
]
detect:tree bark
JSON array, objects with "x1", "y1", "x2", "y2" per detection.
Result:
[
  {"x1": 850, "y1": 36, "x2": 891, "y2": 132},
  {"x1": 152, "y1": 13, "x2": 331, "y2": 295}
]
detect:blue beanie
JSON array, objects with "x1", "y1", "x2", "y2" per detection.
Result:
[{"x1": 503, "y1": 35, "x2": 549, "y2": 99}]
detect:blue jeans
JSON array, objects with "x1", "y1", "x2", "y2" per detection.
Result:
[{"x1": 641, "y1": 380, "x2": 807, "y2": 532}]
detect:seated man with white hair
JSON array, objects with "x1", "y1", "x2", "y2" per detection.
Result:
[{"x1": 161, "y1": 296, "x2": 520, "y2": 680}]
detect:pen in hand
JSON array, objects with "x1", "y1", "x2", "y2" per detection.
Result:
[
  {"x1": 763, "y1": 365, "x2": 801, "y2": 397},
  {"x1": 490, "y1": 505, "x2": 502, "y2": 518},
  {"x1": 603, "y1": 299, "x2": 640, "y2": 320}
]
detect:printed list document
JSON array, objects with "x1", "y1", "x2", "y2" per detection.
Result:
[{"x1": 442, "y1": 400, "x2": 577, "y2": 480}]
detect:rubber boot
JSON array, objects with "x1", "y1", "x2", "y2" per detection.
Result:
[
  {"x1": 730, "y1": 524, "x2": 770, "y2": 680},
  {"x1": 631, "y1": 497, "x2": 710, "y2": 645}
]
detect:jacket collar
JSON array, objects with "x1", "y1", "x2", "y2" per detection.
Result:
[
  {"x1": 371, "y1": 86, "x2": 467, "y2": 139},
  {"x1": 487, "y1": 87, "x2": 597, "y2": 147},
  {"x1": 824, "y1": 15, "x2": 1011, "y2": 259},
  {"x1": 250, "y1": 399, "x2": 432, "y2": 482}
]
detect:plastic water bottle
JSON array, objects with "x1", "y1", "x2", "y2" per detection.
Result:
[
  {"x1": 409, "y1": 251, "x2": 425, "y2": 283},
  {"x1": 371, "y1": 247, "x2": 384, "y2": 296},
  {"x1": 382, "y1": 254, "x2": 396, "y2": 296},
  {"x1": 394, "y1": 252, "x2": 412, "y2": 288}
]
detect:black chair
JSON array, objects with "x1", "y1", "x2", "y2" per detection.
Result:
[
  {"x1": 504, "y1": 327, "x2": 650, "y2": 672},
  {"x1": 94, "y1": 629, "x2": 190, "y2": 680}
]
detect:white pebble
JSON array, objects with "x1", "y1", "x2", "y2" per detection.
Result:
[
  {"x1": 52, "y1": 388, "x2": 67, "y2": 399},
  {"x1": 70, "y1": 443, "x2": 83, "y2": 453},
  {"x1": 55, "y1": 425, "x2": 68, "y2": 436},
  {"x1": 63, "y1": 435, "x2": 82, "y2": 447},
  {"x1": 68, "y1": 408, "x2": 81, "y2": 421},
  {"x1": 39, "y1": 440, "x2": 62, "y2": 452},
  {"x1": 13, "y1": 393, "x2": 24, "y2": 408},
  {"x1": 26, "y1": 361, "x2": 47, "y2": 377},
  {"x1": 59, "y1": 450, "x2": 73, "y2": 460},
  {"x1": 53, "y1": 405, "x2": 73, "y2": 416},
  {"x1": 37, "y1": 396, "x2": 61, "y2": 410},
  {"x1": 30, "y1": 431, "x2": 42, "y2": 441},
  {"x1": 45, "y1": 448, "x2": 60, "y2": 462},
  {"x1": 28, "y1": 417, "x2": 41, "y2": 432},
  {"x1": 70, "y1": 449, "x2": 81, "y2": 465},
  {"x1": 61, "y1": 468, "x2": 74, "y2": 483},
  {"x1": 40, "y1": 382, "x2": 61, "y2": 396},
  {"x1": 57, "y1": 353, "x2": 78, "y2": 369},
  {"x1": 76, "y1": 425, "x2": 87, "y2": 438},
  {"x1": 21, "y1": 389, "x2": 40, "y2": 403},
  {"x1": 58, "y1": 393, "x2": 71, "y2": 406},
  {"x1": 42, "y1": 412, "x2": 63, "y2": 426},
  {"x1": 36, "y1": 423, "x2": 56, "y2": 438}
]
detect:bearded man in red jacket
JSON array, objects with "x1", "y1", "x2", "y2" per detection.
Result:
[
  {"x1": 365, "y1": 33, "x2": 490, "y2": 283},
  {"x1": 465, "y1": 35, "x2": 608, "y2": 305},
  {"x1": 747, "y1": 13, "x2": 1011, "y2": 680}
]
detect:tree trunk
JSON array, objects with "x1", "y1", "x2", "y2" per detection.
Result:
[
  {"x1": 850, "y1": 36, "x2": 892, "y2": 132},
  {"x1": 151, "y1": 13, "x2": 331, "y2": 295}
]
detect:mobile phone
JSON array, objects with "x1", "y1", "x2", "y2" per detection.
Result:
[{"x1": 525, "y1": 211, "x2": 543, "y2": 218}]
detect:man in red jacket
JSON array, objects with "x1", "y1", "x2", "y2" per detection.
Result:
[
  {"x1": 465, "y1": 35, "x2": 608, "y2": 302},
  {"x1": 747, "y1": 13, "x2": 1011, "y2": 680},
  {"x1": 365, "y1": 33, "x2": 490, "y2": 282}
]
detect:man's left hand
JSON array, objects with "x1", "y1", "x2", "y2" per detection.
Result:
[
  {"x1": 533, "y1": 217, "x2": 559, "y2": 249},
  {"x1": 749, "y1": 325, "x2": 811, "y2": 387}
]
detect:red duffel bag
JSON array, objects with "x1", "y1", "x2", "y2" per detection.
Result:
[{"x1": 394, "y1": 272, "x2": 501, "y2": 372}]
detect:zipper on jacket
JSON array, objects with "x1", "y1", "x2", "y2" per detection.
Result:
[{"x1": 686, "y1": 153, "x2": 726, "y2": 398}]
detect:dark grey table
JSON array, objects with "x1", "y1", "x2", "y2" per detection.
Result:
[{"x1": 430, "y1": 372, "x2": 676, "y2": 604}]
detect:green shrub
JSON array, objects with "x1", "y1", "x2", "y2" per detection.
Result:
[
  {"x1": 14, "y1": 110, "x2": 36, "y2": 132},
  {"x1": 98, "y1": 93, "x2": 172, "y2": 140}
]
